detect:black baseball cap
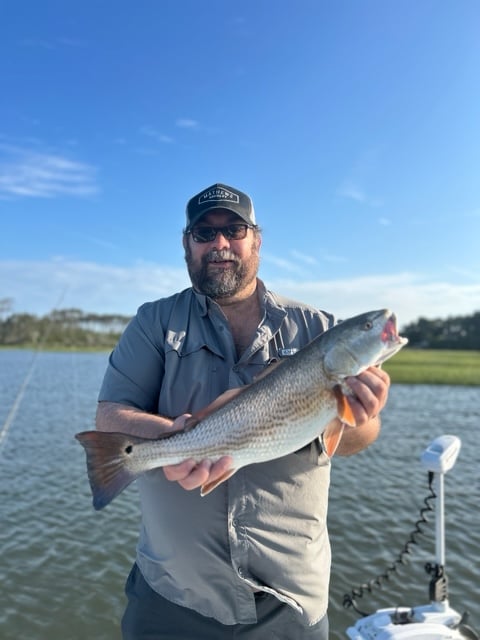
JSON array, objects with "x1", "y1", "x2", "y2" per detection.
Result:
[{"x1": 185, "y1": 183, "x2": 256, "y2": 231}]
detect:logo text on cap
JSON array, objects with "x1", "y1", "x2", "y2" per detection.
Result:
[{"x1": 198, "y1": 187, "x2": 240, "y2": 205}]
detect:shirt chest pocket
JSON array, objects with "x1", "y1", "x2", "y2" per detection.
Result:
[{"x1": 159, "y1": 337, "x2": 229, "y2": 416}]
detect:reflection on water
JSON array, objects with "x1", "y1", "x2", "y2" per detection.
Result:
[{"x1": 0, "y1": 351, "x2": 478, "y2": 639}]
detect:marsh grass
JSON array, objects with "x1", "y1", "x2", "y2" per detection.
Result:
[
  {"x1": 2, "y1": 346, "x2": 479, "y2": 385},
  {"x1": 383, "y1": 349, "x2": 480, "y2": 385}
]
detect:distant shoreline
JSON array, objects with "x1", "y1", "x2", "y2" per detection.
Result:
[
  {"x1": 1, "y1": 346, "x2": 479, "y2": 386},
  {"x1": 0, "y1": 345, "x2": 112, "y2": 354}
]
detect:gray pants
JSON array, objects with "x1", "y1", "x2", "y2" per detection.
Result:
[{"x1": 121, "y1": 564, "x2": 329, "y2": 640}]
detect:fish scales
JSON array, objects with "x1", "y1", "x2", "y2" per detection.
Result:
[
  {"x1": 76, "y1": 309, "x2": 408, "y2": 509},
  {"x1": 153, "y1": 347, "x2": 333, "y2": 466}
]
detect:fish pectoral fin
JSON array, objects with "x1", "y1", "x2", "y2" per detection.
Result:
[
  {"x1": 200, "y1": 468, "x2": 237, "y2": 496},
  {"x1": 191, "y1": 387, "x2": 250, "y2": 423},
  {"x1": 333, "y1": 385, "x2": 356, "y2": 427},
  {"x1": 322, "y1": 421, "x2": 345, "y2": 457}
]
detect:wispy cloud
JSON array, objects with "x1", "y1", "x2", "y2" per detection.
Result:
[
  {"x1": 75, "y1": 234, "x2": 120, "y2": 251},
  {"x1": 320, "y1": 252, "x2": 348, "y2": 264},
  {"x1": 337, "y1": 148, "x2": 384, "y2": 207},
  {"x1": 57, "y1": 37, "x2": 87, "y2": 48},
  {"x1": 289, "y1": 249, "x2": 318, "y2": 266},
  {"x1": 264, "y1": 272, "x2": 480, "y2": 327},
  {"x1": 138, "y1": 119, "x2": 214, "y2": 147},
  {"x1": 264, "y1": 249, "x2": 346, "y2": 270},
  {"x1": 2, "y1": 259, "x2": 478, "y2": 327},
  {"x1": 338, "y1": 182, "x2": 367, "y2": 203},
  {"x1": 176, "y1": 118, "x2": 198, "y2": 129},
  {"x1": 0, "y1": 145, "x2": 99, "y2": 199},
  {"x1": 337, "y1": 181, "x2": 383, "y2": 207},
  {"x1": 18, "y1": 38, "x2": 55, "y2": 50},
  {"x1": 139, "y1": 126, "x2": 174, "y2": 144},
  {"x1": 378, "y1": 217, "x2": 391, "y2": 226},
  {"x1": 0, "y1": 259, "x2": 189, "y2": 316},
  {"x1": 262, "y1": 252, "x2": 307, "y2": 276},
  {"x1": 447, "y1": 264, "x2": 480, "y2": 281}
]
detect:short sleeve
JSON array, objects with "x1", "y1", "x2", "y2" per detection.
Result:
[{"x1": 98, "y1": 303, "x2": 165, "y2": 412}]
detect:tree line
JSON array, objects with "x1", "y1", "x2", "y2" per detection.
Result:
[
  {"x1": 0, "y1": 304, "x2": 131, "y2": 349},
  {"x1": 401, "y1": 311, "x2": 480, "y2": 349},
  {"x1": 0, "y1": 298, "x2": 479, "y2": 350}
]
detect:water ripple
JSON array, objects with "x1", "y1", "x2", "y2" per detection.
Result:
[{"x1": 0, "y1": 354, "x2": 478, "y2": 639}]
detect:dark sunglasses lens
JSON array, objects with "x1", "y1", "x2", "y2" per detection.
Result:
[
  {"x1": 225, "y1": 224, "x2": 248, "y2": 239},
  {"x1": 192, "y1": 228, "x2": 216, "y2": 242},
  {"x1": 191, "y1": 224, "x2": 249, "y2": 242}
]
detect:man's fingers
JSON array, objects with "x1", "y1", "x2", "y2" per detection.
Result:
[
  {"x1": 344, "y1": 367, "x2": 390, "y2": 425},
  {"x1": 163, "y1": 456, "x2": 234, "y2": 491},
  {"x1": 178, "y1": 460, "x2": 213, "y2": 490},
  {"x1": 163, "y1": 458, "x2": 198, "y2": 482}
]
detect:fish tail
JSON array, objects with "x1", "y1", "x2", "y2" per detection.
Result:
[{"x1": 75, "y1": 431, "x2": 144, "y2": 510}]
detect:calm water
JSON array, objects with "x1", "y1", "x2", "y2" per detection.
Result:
[{"x1": 0, "y1": 350, "x2": 478, "y2": 639}]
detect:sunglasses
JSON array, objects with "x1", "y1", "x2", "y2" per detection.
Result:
[{"x1": 188, "y1": 223, "x2": 255, "y2": 243}]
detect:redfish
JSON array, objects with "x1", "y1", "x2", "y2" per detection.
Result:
[{"x1": 76, "y1": 309, "x2": 407, "y2": 509}]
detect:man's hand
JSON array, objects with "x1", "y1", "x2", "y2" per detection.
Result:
[
  {"x1": 335, "y1": 366, "x2": 391, "y2": 456},
  {"x1": 162, "y1": 413, "x2": 233, "y2": 491},
  {"x1": 163, "y1": 456, "x2": 234, "y2": 491},
  {"x1": 343, "y1": 366, "x2": 390, "y2": 428}
]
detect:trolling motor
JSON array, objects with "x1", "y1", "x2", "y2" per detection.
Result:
[
  {"x1": 345, "y1": 434, "x2": 479, "y2": 640},
  {"x1": 422, "y1": 435, "x2": 461, "y2": 609}
]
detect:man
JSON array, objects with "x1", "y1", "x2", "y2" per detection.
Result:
[{"x1": 96, "y1": 183, "x2": 390, "y2": 639}]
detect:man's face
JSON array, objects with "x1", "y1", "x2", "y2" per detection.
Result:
[{"x1": 183, "y1": 210, "x2": 261, "y2": 300}]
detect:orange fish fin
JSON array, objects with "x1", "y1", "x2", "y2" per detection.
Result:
[
  {"x1": 190, "y1": 387, "x2": 250, "y2": 423},
  {"x1": 333, "y1": 385, "x2": 356, "y2": 427},
  {"x1": 200, "y1": 468, "x2": 237, "y2": 496},
  {"x1": 322, "y1": 421, "x2": 345, "y2": 457}
]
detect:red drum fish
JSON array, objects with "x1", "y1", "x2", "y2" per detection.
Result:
[{"x1": 76, "y1": 309, "x2": 407, "y2": 510}]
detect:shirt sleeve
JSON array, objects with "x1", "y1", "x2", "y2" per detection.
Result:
[{"x1": 98, "y1": 302, "x2": 165, "y2": 413}]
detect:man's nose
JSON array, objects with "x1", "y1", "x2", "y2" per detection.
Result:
[{"x1": 210, "y1": 230, "x2": 230, "y2": 249}]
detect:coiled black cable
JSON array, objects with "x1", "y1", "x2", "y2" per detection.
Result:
[{"x1": 343, "y1": 471, "x2": 436, "y2": 616}]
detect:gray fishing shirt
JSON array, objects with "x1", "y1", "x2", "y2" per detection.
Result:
[{"x1": 98, "y1": 280, "x2": 335, "y2": 626}]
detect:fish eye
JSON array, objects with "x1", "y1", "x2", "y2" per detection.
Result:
[{"x1": 364, "y1": 321, "x2": 373, "y2": 331}]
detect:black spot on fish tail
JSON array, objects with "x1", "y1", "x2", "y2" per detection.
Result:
[{"x1": 75, "y1": 431, "x2": 146, "y2": 510}]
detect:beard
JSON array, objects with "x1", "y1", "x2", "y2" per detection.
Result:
[{"x1": 185, "y1": 240, "x2": 260, "y2": 300}]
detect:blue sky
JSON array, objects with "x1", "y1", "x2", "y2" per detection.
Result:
[{"x1": 1, "y1": 0, "x2": 479, "y2": 328}]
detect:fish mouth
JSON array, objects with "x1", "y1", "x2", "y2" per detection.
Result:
[
  {"x1": 381, "y1": 313, "x2": 403, "y2": 344},
  {"x1": 376, "y1": 312, "x2": 408, "y2": 365}
]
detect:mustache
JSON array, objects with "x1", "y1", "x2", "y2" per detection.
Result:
[{"x1": 204, "y1": 250, "x2": 239, "y2": 264}]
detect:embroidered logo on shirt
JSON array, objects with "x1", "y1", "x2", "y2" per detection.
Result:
[{"x1": 166, "y1": 330, "x2": 186, "y2": 350}]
